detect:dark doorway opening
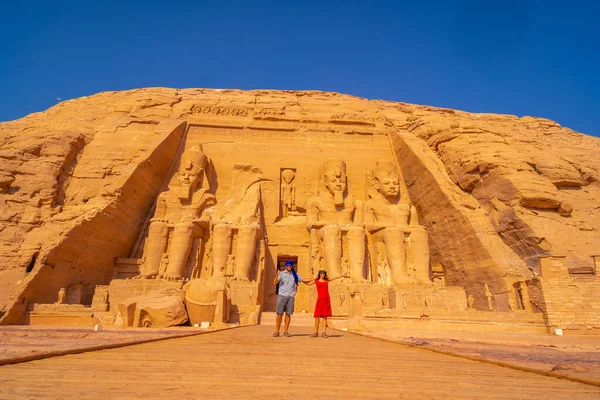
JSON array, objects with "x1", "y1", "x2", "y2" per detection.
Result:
[{"x1": 275, "y1": 256, "x2": 298, "y2": 295}]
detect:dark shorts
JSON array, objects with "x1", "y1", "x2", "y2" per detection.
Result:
[{"x1": 276, "y1": 295, "x2": 295, "y2": 315}]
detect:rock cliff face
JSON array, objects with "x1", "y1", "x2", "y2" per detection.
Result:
[{"x1": 1, "y1": 88, "x2": 599, "y2": 321}]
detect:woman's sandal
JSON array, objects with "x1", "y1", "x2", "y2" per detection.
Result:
[
  {"x1": 322, "y1": 332, "x2": 328, "y2": 338},
  {"x1": 310, "y1": 332, "x2": 318, "y2": 338}
]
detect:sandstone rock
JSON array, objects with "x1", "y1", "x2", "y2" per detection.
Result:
[{"x1": 0, "y1": 88, "x2": 598, "y2": 325}]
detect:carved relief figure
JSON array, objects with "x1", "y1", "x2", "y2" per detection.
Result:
[
  {"x1": 138, "y1": 143, "x2": 216, "y2": 280},
  {"x1": 307, "y1": 159, "x2": 365, "y2": 280},
  {"x1": 364, "y1": 161, "x2": 431, "y2": 285},
  {"x1": 281, "y1": 169, "x2": 296, "y2": 218}
]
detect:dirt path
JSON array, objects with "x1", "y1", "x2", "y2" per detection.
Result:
[{"x1": 1, "y1": 325, "x2": 598, "y2": 399}]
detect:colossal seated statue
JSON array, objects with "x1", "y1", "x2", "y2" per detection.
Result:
[
  {"x1": 211, "y1": 164, "x2": 263, "y2": 281},
  {"x1": 138, "y1": 143, "x2": 216, "y2": 280},
  {"x1": 307, "y1": 159, "x2": 366, "y2": 281},
  {"x1": 364, "y1": 161, "x2": 431, "y2": 285}
]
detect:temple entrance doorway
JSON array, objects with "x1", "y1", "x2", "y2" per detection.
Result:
[
  {"x1": 262, "y1": 255, "x2": 299, "y2": 312},
  {"x1": 276, "y1": 256, "x2": 298, "y2": 274}
]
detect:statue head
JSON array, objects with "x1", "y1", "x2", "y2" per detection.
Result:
[
  {"x1": 282, "y1": 169, "x2": 295, "y2": 184},
  {"x1": 178, "y1": 143, "x2": 208, "y2": 200},
  {"x1": 373, "y1": 161, "x2": 400, "y2": 202},
  {"x1": 320, "y1": 159, "x2": 347, "y2": 206}
]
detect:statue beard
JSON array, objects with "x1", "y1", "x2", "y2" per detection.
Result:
[
  {"x1": 385, "y1": 192, "x2": 399, "y2": 203},
  {"x1": 178, "y1": 182, "x2": 193, "y2": 201},
  {"x1": 334, "y1": 190, "x2": 344, "y2": 207}
]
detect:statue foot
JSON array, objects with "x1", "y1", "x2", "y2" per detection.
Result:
[
  {"x1": 394, "y1": 276, "x2": 418, "y2": 286},
  {"x1": 416, "y1": 278, "x2": 434, "y2": 286},
  {"x1": 232, "y1": 275, "x2": 250, "y2": 281},
  {"x1": 159, "y1": 273, "x2": 183, "y2": 281},
  {"x1": 133, "y1": 273, "x2": 157, "y2": 280}
]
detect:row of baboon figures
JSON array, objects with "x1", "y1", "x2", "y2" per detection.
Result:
[{"x1": 137, "y1": 144, "x2": 432, "y2": 286}]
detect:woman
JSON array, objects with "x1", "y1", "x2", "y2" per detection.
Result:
[{"x1": 304, "y1": 269, "x2": 347, "y2": 338}]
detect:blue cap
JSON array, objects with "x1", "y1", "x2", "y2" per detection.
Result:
[{"x1": 285, "y1": 260, "x2": 294, "y2": 267}]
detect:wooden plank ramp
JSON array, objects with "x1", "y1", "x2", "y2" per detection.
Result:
[{"x1": 1, "y1": 325, "x2": 598, "y2": 399}]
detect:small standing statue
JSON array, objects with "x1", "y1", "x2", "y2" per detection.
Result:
[
  {"x1": 467, "y1": 295, "x2": 475, "y2": 311},
  {"x1": 484, "y1": 283, "x2": 494, "y2": 311},
  {"x1": 56, "y1": 288, "x2": 66, "y2": 304},
  {"x1": 281, "y1": 169, "x2": 296, "y2": 218}
]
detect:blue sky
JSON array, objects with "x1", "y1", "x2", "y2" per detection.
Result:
[{"x1": 1, "y1": 1, "x2": 599, "y2": 136}]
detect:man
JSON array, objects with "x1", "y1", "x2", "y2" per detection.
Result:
[{"x1": 273, "y1": 260, "x2": 304, "y2": 337}]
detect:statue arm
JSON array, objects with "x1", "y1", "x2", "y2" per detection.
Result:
[
  {"x1": 409, "y1": 204, "x2": 419, "y2": 226},
  {"x1": 353, "y1": 200, "x2": 364, "y2": 224},
  {"x1": 306, "y1": 199, "x2": 323, "y2": 229},
  {"x1": 364, "y1": 201, "x2": 385, "y2": 233},
  {"x1": 152, "y1": 194, "x2": 168, "y2": 220},
  {"x1": 199, "y1": 194, "x2": 217, "y2": 221}
]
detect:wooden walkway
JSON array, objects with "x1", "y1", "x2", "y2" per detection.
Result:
[{"x1": 1, "y1": 325, "x2": 598, "y2": 399}]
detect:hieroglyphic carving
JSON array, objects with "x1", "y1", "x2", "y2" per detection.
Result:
[
  {"x1": 254, "y1": 108, "x2": 286, "y2": 118},
  {"x1": 191, "y1": 105, "x2": 249, "y2": 117}
]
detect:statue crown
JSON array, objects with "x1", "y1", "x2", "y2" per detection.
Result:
[
  {"x1": 183, "y1": 142, "x2": 208, "y2": 169},
  {"x1": 372, "y1": 160, "x2": 397, "y2": 179}
]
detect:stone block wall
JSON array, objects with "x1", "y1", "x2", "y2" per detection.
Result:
[{"x1": 528, "y1": 277, "x2": 600, "y2": 332}]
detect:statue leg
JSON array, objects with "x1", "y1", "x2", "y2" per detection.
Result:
[
  {"x1": 383, "y1": 227, "x2": 416, "y2": 285},
  {"x1": 234, "y1": 224, "x2": 258, "y2": 281},
  {"x1": 347, "y1": 226, "x2": 366, "y2": 282},
  {"x1": 212, "y1": 224, "x2": 232, "y2": 277},
  {"x1": 140, "y1": 221, "x2": 169, "y2": 278},
  {"x1": 163, "y1": 221, "x2": 196, "y2": 280},
  {"x1": 409, "y1": 227, "x2": 432, "y2": 285},
  {"x1": 321, "y1": 225, "x2": 342, "y2": 277}
]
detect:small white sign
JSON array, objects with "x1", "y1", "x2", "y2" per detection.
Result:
[
  {"x1": 554, "y1": 328, "x2": 563, "y2": 336},
  {"x1": 200, "y1": 321, "x2": 210, "y2": 329}
]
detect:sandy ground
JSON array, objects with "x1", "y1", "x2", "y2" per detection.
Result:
[
  {"x1": 355, "y1": 328, "x2": 600, "y2": 384},
  {"x1": 1, "y1": 325, "x2": 599, "y2": 399}
]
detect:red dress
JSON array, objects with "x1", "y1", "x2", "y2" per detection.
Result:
[{"x1": 314, "y1": 280, "x2": 332, "y2": 318}]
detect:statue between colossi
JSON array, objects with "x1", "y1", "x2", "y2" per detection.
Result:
[
  {"x1": 138, "y1": 143, "x2": 216, "y2": 280},
  {"x1": 211, "y1": 164, "x2": 263, "y2": 281},
  {"x1": 364, "y1": 160, "x2": 431, "y2": 285},
  {"x1": 307, "y1": 159, "x2": 366, "y2": 281},
  {"x1": 280, "y1": 169, "x2": 296, "y2": 218}
]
